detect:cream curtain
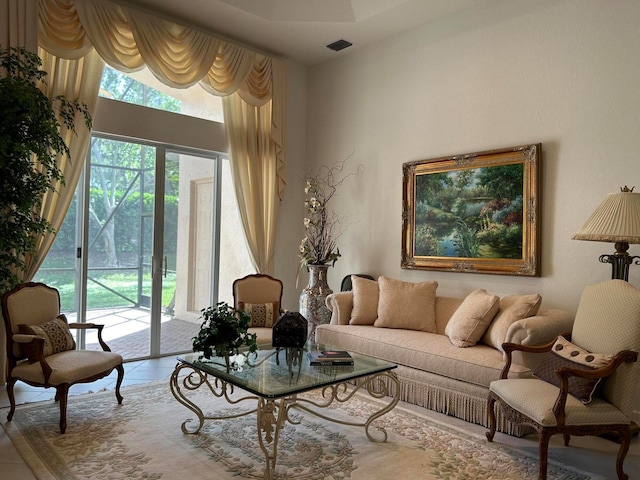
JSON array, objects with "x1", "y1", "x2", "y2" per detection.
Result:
[
  {"x1": 224, "y1": 94, "x2": 277, "y2": 273},
  {"x1": 0, "y1": 0, "x2": 38, "y2": 50},
  {"x1": 39, "y1": 0, "x2": 287, "y2": 273},
  {"x1": 223, "y1": 56, "x2": 287, "y2": 274},
  {"x1": 23, "y1": 48, "x2": 105, "y2": 279}
]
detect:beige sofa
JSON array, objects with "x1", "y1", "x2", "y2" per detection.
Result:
[{"x1": 315, "y1": 276, "x2": 574, "y2": 435}]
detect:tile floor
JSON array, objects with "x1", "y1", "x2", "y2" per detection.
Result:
[{"x1": 1, "y1": 357, "x2": 638, "y2": 479}]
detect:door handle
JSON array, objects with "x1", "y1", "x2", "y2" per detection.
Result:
[{"x1": 164, "y1": 256, "x2": 168, "y2": 278}]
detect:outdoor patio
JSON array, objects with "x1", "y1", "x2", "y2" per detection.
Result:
[{"x1": 66, "y1": 307, "x2": 200, "y2": 360}]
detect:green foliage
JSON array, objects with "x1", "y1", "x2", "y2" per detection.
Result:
[
  {"x1": 477, "y1": 164, "x2": 523, "y2": 200},
  {"x1": 415, "y1": 172, "x2": 453, "y2": 208},
  {"x1": 99, "y1": 66, "x2": 181, "y2": 112},
  {"x1": 414, "y1": 224, "x2": 443, "y2": 256},
  {"x1": 452, "y1": 220, "x2": 480, "y2": 257},
  {"x1": 192, "y1": 302, "x2": 258, "y2": 359},
  {"x1": 476, "y1": 222, "x2": 523, "y2": 258},
  {"x1": 0, "y1": 46, "x2": 91, "y2": 293},
  {"x1": 414, "y1": 165, "x2": 525, "y2": 259}
]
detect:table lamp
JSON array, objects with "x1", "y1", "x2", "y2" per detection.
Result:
[{"x1": 572, "y1": 186, "x2": 640, "y2": 281}]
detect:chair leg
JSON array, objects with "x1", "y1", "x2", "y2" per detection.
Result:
[
  {"x1": 538, "y1": 430, "x2": 552, "y2": 480},
  {"x1": 114, "y1": 364, "x2": 124, "y2": 404},
  {"x1": 486, "y1": 394, "x2": 497, "y2": 442},
  {"x1": 615, "y1": 426, "x2": 631, "y2": 480},
  {"x1": 57, "y1": 384, "x2": 70, "y2": 434},
  {"x1": 6, "y1": 379, "x2": 17, "y2": 422},
  {"x1": 563, "y1": 433, "x2": 571, "y2": 446}
]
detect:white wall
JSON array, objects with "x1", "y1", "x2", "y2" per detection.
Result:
[
  {"x1": 273, "y1": 61, "x2": 309, "y2": 310},
  {"x1": 285, "y1": 0, "x2": 640, "y2": 314}
]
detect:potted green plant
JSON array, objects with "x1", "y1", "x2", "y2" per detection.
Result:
[
  {"x1": 0, "y1": 46, "x2": 92, "y2": 294},
  {"x1": 192, "y1": 302, "x2": 258, "y2": 371}
]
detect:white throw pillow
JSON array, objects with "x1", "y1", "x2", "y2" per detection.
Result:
[
  {"x1": 445, "y1": 289, "x2": 500, "y2": 347},
  {"x1": 374, "y1": 276, "x2": 438, "y2": 332}
]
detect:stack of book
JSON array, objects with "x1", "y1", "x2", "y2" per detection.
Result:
[{"x1": 307, "y1": 350, "x2": 354, "y2": 366}]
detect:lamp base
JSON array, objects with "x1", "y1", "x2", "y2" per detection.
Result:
[{"x1": 598, "y1": 242, "x2": 640, "y2": 281}]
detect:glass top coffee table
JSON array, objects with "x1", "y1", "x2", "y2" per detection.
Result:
[{"x1": 170, "y1": 345, "x2": 399, "y2": 480}]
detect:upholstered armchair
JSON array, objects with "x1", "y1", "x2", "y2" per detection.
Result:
[
  {"x1": 2, "y1": 282, "x2": 124, "y2": 433},
  {"x1": 486, "y1": 279, "x2": 640, "y2": 480},
  {"x1": 232, "y1": 273, "x2": 284, "y2": 345}
]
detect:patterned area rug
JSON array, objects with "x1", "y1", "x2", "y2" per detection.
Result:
[{"x1": 3, "y1": 381, "x2": 600, "y2": 480}]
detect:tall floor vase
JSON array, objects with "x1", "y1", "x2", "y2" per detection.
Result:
[{"x1": 299, "y1": 264, "x2": 333, "y2": 343}]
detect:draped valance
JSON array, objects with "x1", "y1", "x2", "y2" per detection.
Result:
[{"x1": 38, "y1": 0, "x2": 276, "y2": 106}]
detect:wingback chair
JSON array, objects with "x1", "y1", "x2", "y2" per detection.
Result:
[
  {"x1": 486, "y1": 279, "x2": 640, "y2": 480},
  {"x1": 2, "y1": 282, "x2": 124, "y2": 433},
  {"x1": 232, "y1": 273, "x2": 284, "y2": 345}
]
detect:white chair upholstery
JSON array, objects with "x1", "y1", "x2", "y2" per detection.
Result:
[
  {"x1": 2, "y1": 282, "x2": 124, "y2": 433},
  {"x1": 486, "y1": 280, "x2": 640, "y2": 480},
  {"x1": 232, "y1": 274, "x2": 283, "y2": 345}
]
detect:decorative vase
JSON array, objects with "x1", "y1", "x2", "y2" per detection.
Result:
[{"x1": 299, "y1": 264, "x2": 333, "y2": 343}]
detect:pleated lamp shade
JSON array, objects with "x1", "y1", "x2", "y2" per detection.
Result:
[{"x1": 573, "y1": 190, "x2": 640, "y2": 244}]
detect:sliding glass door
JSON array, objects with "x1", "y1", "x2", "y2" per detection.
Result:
[
  {"x1": 156, "y1": 149, "x2": 221, "y2": 356},
  {"x1": 36, "y1": 139, "x2": 252, "y2": 360}
]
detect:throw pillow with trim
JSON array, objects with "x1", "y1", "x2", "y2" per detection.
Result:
[
  {"x1": 18, "y1": 314, "x2": 76, "y2": 361},
  {"x1": 533, "y1": 336, "x2": 614, "y2": 404},
  {"x1": 349, "y1": 275, "x2": 379, "y2": 325},
  {"x1": 238, "y1": 301, "x2": 279, "y2": 327},
  {"x1": 445, "y1": 289, "x2": 500, "y2": 347},
  {"x1": 374, "y1": 276, "x2": 438, "y2": 332},
  {"x1": 482, "y1": 293, "x2": 542, "y2": 351}
]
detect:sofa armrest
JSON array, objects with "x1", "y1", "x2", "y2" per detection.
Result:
[
  {"x1": 325, "y1": 291, "x2": 353, "y2": 325},
  {"x1": 505, "y1": 308, "x2": 574, "y2": 368}
]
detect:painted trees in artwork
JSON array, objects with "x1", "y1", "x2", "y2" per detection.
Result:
[{"x1": 414, "y1": 164, "x2": 524, "y2": 259}]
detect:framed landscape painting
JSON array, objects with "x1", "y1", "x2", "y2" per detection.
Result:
[{"x1": 401, "y1": 144, "x2": 541, "y2": 276}]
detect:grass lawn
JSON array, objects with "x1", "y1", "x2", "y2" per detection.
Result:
[{"x1": 36, "y1": 270, "x2": 176, "y2": 312}]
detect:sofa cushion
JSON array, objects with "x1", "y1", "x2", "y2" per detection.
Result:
[
  {"x1": 482, "y1": 293, "x2": 542, "y2": 351},
  {"x1": 445, "y1": 289, "x2": 500, "y2": 347},
  {"x1": 374, "y1": 277, "x2": 438, "y2": 332},
  {"x1": 434, "y1": 296, "x2": 464, "y2": 334},
  {"x1": 532, "y1": 336, "x2": 613, "y2": 404},
  {"x1": 349, "y1": 276, "x2": 379, "y2": 325},
  {"x1": 317, "y1": 324, "x2": 531, "y2": 388},
  {"x1": 18, "y1": 314, "x2": 76, "y2": 361}
]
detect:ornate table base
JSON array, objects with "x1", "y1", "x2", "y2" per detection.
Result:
[{"x1": 170, "y1": 363, "x2": 400, "y2": 480}]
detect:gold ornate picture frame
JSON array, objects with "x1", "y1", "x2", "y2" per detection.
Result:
[{"x1": 401, "y1": 144, "x2": 541, "y2": 276}]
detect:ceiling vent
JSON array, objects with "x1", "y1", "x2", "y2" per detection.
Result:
[{"x1": 326, "y1": 39, "x2": 353, "y2": 52}]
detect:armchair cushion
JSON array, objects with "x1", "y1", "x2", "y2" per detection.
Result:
[
  {"x1": 12, "y1": 350, "x2": 123, "y2": 385},
  {"x1": 490, "y1": 378, "x2": 630, "y2": 427},
  {"x1": 445, "y1": 289, "x2": 499, "y2": 347},
  {"x1": 238, "y1": 301, "x2": 279, "y2": 328},
  {"x1": 18, "y1": 314, "x2": 76, "y2": 361},
  {"x1": 532, "y1": 336, "x2": 613, "y2": 404},
  {"x1": 349, "y1": 276, "x2": 379, "y2": 325}
]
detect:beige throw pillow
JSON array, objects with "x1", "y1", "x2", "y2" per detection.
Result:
[
  {"x1": 374, "y1": 276, "x2": 438, "y2": 332},
  {"x1": 238, "y1": 301, "x2": 279, "y2": 327},
  {"x1": 18, "y1": 314, "x2": 76, "y2": 361},
  {"x1": 482, "y1": 293, "x2": 542, "y2": 351},
  {"x1": 349, "y1": 276, "x2": 379, "y2": 325},
  {"x1": 445, "y1": 289, "x2": 500, "y2": 347}
]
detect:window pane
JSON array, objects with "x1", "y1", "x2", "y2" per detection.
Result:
[{"x1": 99, "y1": 66, "x2": 224, "y2": 123}]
